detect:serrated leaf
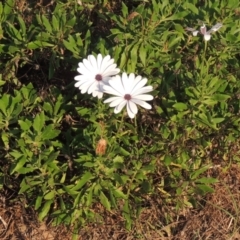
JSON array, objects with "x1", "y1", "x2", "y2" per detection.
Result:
[
  {"x1": 43, "y1": 102, "x2": 53, "y2": 114},
  {"x1": 33, "y1": 111, "x2": 45, "y2": 132},
  {"x1": 18, "y1": 120, "x2": 31, "y2": 131},
  {"x1": 41, "y1": 125, "x2": 60, "y2": 140},
  {"x1": 41, "y1": 15, "x2": 53, "y2": 33}
]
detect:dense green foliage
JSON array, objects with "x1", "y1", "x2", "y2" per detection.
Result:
[{"x1": 1, "y1": 0, "x2": 240, "y2": 237}]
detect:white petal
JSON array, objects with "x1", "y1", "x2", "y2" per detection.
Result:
[
  {"x1": 74, "y1": 81, "x2": 82, "y2": 88},
  {"x1": 200, "y1": 24, "x2": 207, "y2": 35},
  {"x1": 121, "y1": 72, "x2": 131, "y2": 92},
  {"x1": 83, "y1": 58, "x2": 94, "y2": 72},
  {"x1": 77, "y1": 62, "x2": 92, "y2": 75},
  {"x1": 97, "y1": 54, "x2": 103, "y2": 69},
  {"x1": 132, "y1": 94, "x2": 153, "y2": 101},
  {"x1": 80, "y1": 80, "x2": 95, "y2": 93},
  {"x1": 75, "y1": 78, "x2": 92, "y2": 88},
  {"x1": 88, "y1": 55, "x2": 98, "y2": 70},
  {"x1": 80, "y1": 83, "x2": 91, "y2": 94},
  {"x1": 102, "y1": 64, "x2": 120, "y2": 77},
  {"x1": 103, "y1": 84, "x2": 123, "y2": 97},
  {"x1": 130, "y1": 77, "x2": 148, "y2": 94},
  {"x1": 114, "y1": 100, "x2": 127, "y2": 114},
  {"x1": 126, "y1": 101, "x2": 137, "y2": 118},
  {"x1": 74, "y1": 74, "x2": 93, "y2": 81},
  {"x1": 87, "y1": 81, "x2": 98, "y2": 94},
  {"x1": 108, "y1": 75, "x2": 125, "y2": 95},
  {"x1": 131, "y1": 86, "x2": 153, "y2": 96},
  {"x1": 100, "y1": 55, "x2": 111, "y2": 72},
  {"x1": 131, "y1": 98, "x2": 152, "y2": 109},
  {"x1": 204, "y1": 33, "x2": 211, "y2": 41},
  {"x1": 192, "y1": 30, "x2": 199, "y2": 36},
  {"x1": 186, "y1": 27, "x2": 199, "y2": 36},
  {"x1": 104, "y1": 97, "x2": 124, "y2": 107},
  {"x1": 210, "y1": 23, "x2": 222, "y2": 32},
  {"x1": 92, "y1": 90, "x2": 103, "y2": 99},
  {"x1": 128, "y1": 101, "x2": 138, "y2": 114},
  {"x1": 97, "y1": 92, "x2": 103, "y2": 99}
]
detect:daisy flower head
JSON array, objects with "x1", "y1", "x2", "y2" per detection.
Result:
[
  {"x1": 74, "y1": 54, "x2": 120, "y2": 99},
  {"x1": 103, "y1": 73, "x2": 153, "y2": 119},
  {"x1": 186, "y1": 23, "x2": 223, "y2": 41}
]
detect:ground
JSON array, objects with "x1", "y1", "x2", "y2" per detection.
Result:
[{"x1": 1, "y1": 164, "x2": 240, "y2": 240}]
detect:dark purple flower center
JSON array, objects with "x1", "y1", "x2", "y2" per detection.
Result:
[
  {"x1": 95, "y1": 74, "x2": 102, "y2": 81},
  {"x1": 124, "y1": 94, "x2": 131, "y2": 100}
]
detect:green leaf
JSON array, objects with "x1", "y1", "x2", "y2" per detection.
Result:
[
  {"x1": 33, "y1": 112, "x2": 45, "y2": 132},
  {"x1": 27, "y1": 41, "x2": 54, "y2": 49},
  {"x1": 18, "y1": 119, "x2": 32, "y2": 131},
  {"x1": 3, "y1": 0, "x2": 14, "y2": 16},
  {"x1": 129, "y1": 44, "x2": 139, "y2": 73},
  {"x1": 35, "y1": 196, "x2": 43, "y2": 210},
  {"x1": 0, "y1": 80, "x2": 5, "y2": 86},
  {"x1": 43, "y1": 102, "x2": 53, "y2": 114},
  {"x1": 6, "y1": 22, "x2": 23, "y2": 41},
  {"x1": 71, "y1": 172, "x2": 93, "y2": 191},
  {"x1": 39, "y1": 200, "x2": 53, "y2": 221},
  {"x1": 173, "y1": 102, "x2": 188, "y2": 111},
  {"x1": 112, "y1": 188, "x2": 127, "y2": 199},
  {"x1": 44, "y1": 190, "x2": 55, "y2": 200},
  {"x1": 195, "y1": 177, "x2": 218, "y2": 184},
  {"x1": 123, "y1": 200, "x2": 132, "y2": 230},
  {"x1": 190, "y1": 166, "x2": 210, "y2": 180},
  {"x1": 41, "y1": 125, "x2": 60, "y2": 140},
  {"x1": 183, "y1": 2, "x2": 199, "y2": 14},
  {"x1": 121, "y1": 2, "x2": 128, "y2": 18},
  {"x1": 10, "y1": 156, "x2": 26, "y2": 174},
  {"x1": 17, "y1": 15, "x2": 26, "y2": 36},
  {"x1": 41, "y1": 15, "x2": 53, "y2": 33},
  {"x1": 0, "y1": 94, "x2": 9, "y2": 116},
  {"x1": 164, "y1": 155, "x2": 173, "y2": 166},
  {"x1": 139, "y1": 43, "x2": 147, "y2": 66},
  {"x1": 99, "y1": 191, "x2": 111, "y2": 210},
  {"x1": 52, "y1": 15, "x2": 59, "y2": 32},
  {"x1": 211, "y1": 94, "x2": 231, "y2": 102},
  {"x1": 63, "y1": 39, "x2": 78, "y2": 54},
  {"x1": 195, "y1": 184, "x2": 214, "y2": 195}
]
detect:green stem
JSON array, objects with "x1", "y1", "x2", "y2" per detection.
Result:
[{"x1": 116, "y1": 110, "x2": 125, "y2": 137}]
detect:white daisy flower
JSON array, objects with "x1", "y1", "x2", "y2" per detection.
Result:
[
  {"x1": 186, "y1": 23, "x2": 222, "y2": 41},
  {"x1": 103, "y1": 73, "x2": 153, "y2": 118},
  {"x1": 74, "y1": 54, "x2": 120, "y2": 99}
]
